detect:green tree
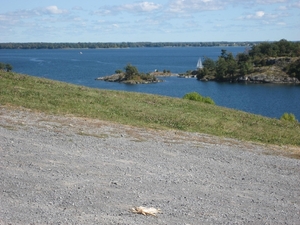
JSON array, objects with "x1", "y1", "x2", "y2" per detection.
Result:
[
  {"x1": 124, "y1": 64, "x2": 139, "y2": 80},
  {"x1": 236, "y1": 53, "x2": 250, "y2": 64},
  {"x1": 285, "y1": 59, "x2": 300, "y2": 80},
  {"x1": 239, "y1": 62, "x2": 253, "y2": 75},
  {"x1": 0, "y1": 62, "x2": 12, "y2": 72},
  {"x1": 5, "y1": 64, "x2": 13, "y2": 72},
  {"x1": 226, "y1": 53, "x2": 238, "y2": 77},
  {"x1": 220, "y1": 49, "x2": 228, "y2": 59},
  {"x1": 276, "y1": 39, "x2": 291, "y2": 56},
  {"x1": 202, "y1": 57, "x2": 215, "y2": 71},
  {"x1": 115, "y1": 69, "x2": 123, "y2": 74},
  {"x1": 197, "y1": 68, "x2": 206, "y2": 79},
  {"x1": 0, "y1": 62, "x2": 5, "y2": 70},
  {"x1": 215, "y1": 57, "x2": 227, "y2": 80},
  {"x1": 217, "y1": 50, "x2": 238, "y2": 78},
  {"x1": 236, "y1": 52, "x2": 252, "y2": 75}
]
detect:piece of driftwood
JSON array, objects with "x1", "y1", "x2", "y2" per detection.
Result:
[{"x1": 131, "y1": 206, "x2": 161, "y2": 216}]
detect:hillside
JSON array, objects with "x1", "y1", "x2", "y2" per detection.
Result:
[{"x1": 1, "y1": 70, "x2": 299, "y2": 148}]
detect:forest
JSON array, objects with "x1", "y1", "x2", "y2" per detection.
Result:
[{"x1": 195, "y1": 39, "x2": 300, "y2": 82}]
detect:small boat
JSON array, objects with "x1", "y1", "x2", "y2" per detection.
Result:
[
  {"x1": 79, "y1": 52, "x2": 83, "y2": 54},
  {"x1": 197, "y1": 58, "x2": 203, "y2": 69}
]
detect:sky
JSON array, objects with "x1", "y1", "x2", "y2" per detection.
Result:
[{"x1": 0, "y1": 0, "x2": 299, "y2": 42}]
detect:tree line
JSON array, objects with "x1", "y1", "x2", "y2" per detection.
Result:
[
  {"x1": 0, "y1": 41, "x2": 258, "y2": 49},
  {"x1": 196, "y1": 39, "x2": 300, "y2": 81}
]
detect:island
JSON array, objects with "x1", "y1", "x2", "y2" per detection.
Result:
[
  {"x1": 96, "y1": 64, "x2": 176, "y2": 84},
  {"x1": 96, "y1": 39, "x2": 300, "y2": 85},
  {"x1": 191, "y1": 39, "x2": 300, "y2": 84}
]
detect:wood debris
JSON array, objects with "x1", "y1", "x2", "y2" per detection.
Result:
[{"x1": 131, "y1": 206, "x2": 161, "y2": 216}]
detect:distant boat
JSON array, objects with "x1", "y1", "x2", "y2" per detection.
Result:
[
  {"x1": 197, "y1": 58, "x2": 203, "y2": 69},
  {"x1": 79, "y1": 52, "x2": 83, "y2": 54}
]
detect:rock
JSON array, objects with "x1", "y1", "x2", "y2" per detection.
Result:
[
  {"x1": 95, "y1": 74, "x2": 122, "y2": 82},
  {"x1": 237, "y1": 74, "x2": 300, "y2": 84},
  {"x1": 96, "y1": 74, "x2": 163, "y2": 84}
]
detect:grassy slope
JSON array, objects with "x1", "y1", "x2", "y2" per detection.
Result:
[{"x1": 1, "y1": 71, "x2": 299, "y2": 147}]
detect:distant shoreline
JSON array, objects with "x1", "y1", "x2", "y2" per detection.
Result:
[{"x1": 0, "y1": 41, "x2": 257, "y2": 50}]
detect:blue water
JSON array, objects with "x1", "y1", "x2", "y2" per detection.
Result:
[{"x1": 1, "y1": 47, "x2": 300, "y2": 119}]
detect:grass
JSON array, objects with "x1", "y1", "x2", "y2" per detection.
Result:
[{"x1": 1, "y1": 71, "x2": 300, "y2": 147}]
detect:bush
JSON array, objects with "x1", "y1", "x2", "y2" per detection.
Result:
[
  {"x1": 0, "y1": 62, "x2": 13, "y2": 72},
  {"x1": 140, "y1": 73, "x2": 157, "y2": 82},
  {"x1": 115, "y1": 69, "x2": 123, "y2": 74},
  {"x1": 202, "y1": 97, "x2": 215, "y2": 105},
  {"x1": 280, "y1": 113, "x2": 297, "y2": 122},
  {"x1": 183, "y1": 92, "x2": 215, "y2": 105}
]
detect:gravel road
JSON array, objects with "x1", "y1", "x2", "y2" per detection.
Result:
[{"x1": 0, "y1": 106, "x2": 299, "y2": 225}]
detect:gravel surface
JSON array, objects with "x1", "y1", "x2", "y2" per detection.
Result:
[{"x1": 1, "y1": 106, "x2": 300, "y2": 225}]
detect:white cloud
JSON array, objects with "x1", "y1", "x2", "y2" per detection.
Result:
[
  {"x1": 91, "y1": 9, "x2": 112, "y2": 16},
  {"x1": 73, "y1": 17, "x2": 83, "y2": 22},
  {"x1": 238, "y1": 8, "x2": 290, "y2": 30},
  {"x1": 256, "y1": 0, "x2": 287, "y2": 3},
  {"x1": 256, "y1": 11, "x2": 265, "y2": 17},
  {"x1": 240, "y1": 11, "x2": 265, "y2": 19},
  {"x1": 0, "y1": 15, "x2": 8, "y2": 21},
  {"x1": 232, "y1": 0, "x2": 287, "y2": 4},
  {"x1": 44, "y1": 6, "x2": 68, "y2": 15},
  {"x1": 226, "y1": 0, "x2": 289, "y2": 7},
  {"x1": 278, "y1": 5, "x2": 288, "y2": 10},
  {"x1": 167, "y1": 0, "x2": 225, "y2": 13},
  {"x1": 0, "y1": 0, "x2": 298, "y2": 42},
  {"x1": 0, "y1": 5, "x2": 68, "y2": 22},
  {"x1": 120, "y1": 2, "x2": 162, "y2": 12},
  {"x1": 93, "y1": 1, "x2": 162, "y2": 15},
  {"x1": 292, "y1": 1, "x2": 300, "y2": 8},
  {"x1": 267, "y1": 12, "x2": 288, "y2": 19},
  {"x1": 277, "y1": 22, "x2": 286, "y2": 25},
  {"x1": 72, "y1": 6, "x2": 84, "y2": 11}
]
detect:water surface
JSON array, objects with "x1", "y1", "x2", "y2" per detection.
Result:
[{"x1": 1, "y1": 47, "x2": 299, "y2": 119}]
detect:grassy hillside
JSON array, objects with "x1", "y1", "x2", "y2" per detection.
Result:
[{"x1": 1, "y1": 71, "x2": 299, "y2": 147}]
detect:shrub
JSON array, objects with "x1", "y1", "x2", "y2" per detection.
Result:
[
  {"x1": 140, "y1": 73, "x2": 157, "y2": 82},
  {"x1": 115, "y1": 69, "x2": 123, "y2": 74},
  {"x1": 280, "y1": 113, "x2": 297, "y2": 122},
  {"x1": 0, "y1": 62, "x2": 13, "y2": 72},
  {"x1": 183, "y1": 92, "x2": 215, "y2": 105},
  {"x1": 202, "y1": 97, "x2": 215, "y2": 105}
]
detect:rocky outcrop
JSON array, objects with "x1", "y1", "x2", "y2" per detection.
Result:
[
  {"x1": 96, "y1": 74, "x2": 122, "y2": 82},
  {"x1": 122, "y1": 79, "x2": 163, "y2": 84},
  {"x1": 95, "y1": 74, "x2": 163, "y2": 84},
  {"x1": 238, "y1": 57, "x2": 300, "y2": 83},
  {"x1": 236, "y1": 73, "x2": 299, "y2": 84}
]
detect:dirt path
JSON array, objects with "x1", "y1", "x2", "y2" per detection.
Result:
[{"x1": 0, "y1": 106, "x2": 299, "y2": 224}]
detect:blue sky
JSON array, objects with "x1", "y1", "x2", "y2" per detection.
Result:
[{"x1": 1, "y1": 0, "x2": 299, "y2": 42}]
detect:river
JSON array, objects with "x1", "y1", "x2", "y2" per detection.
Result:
[{"x1": 1, "y1": 47, "x2": 299, "y2": 119}]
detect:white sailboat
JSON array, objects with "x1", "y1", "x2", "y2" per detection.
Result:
[{"x1": 197, "y1": 58, "x2": 203, "y2": 69}]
